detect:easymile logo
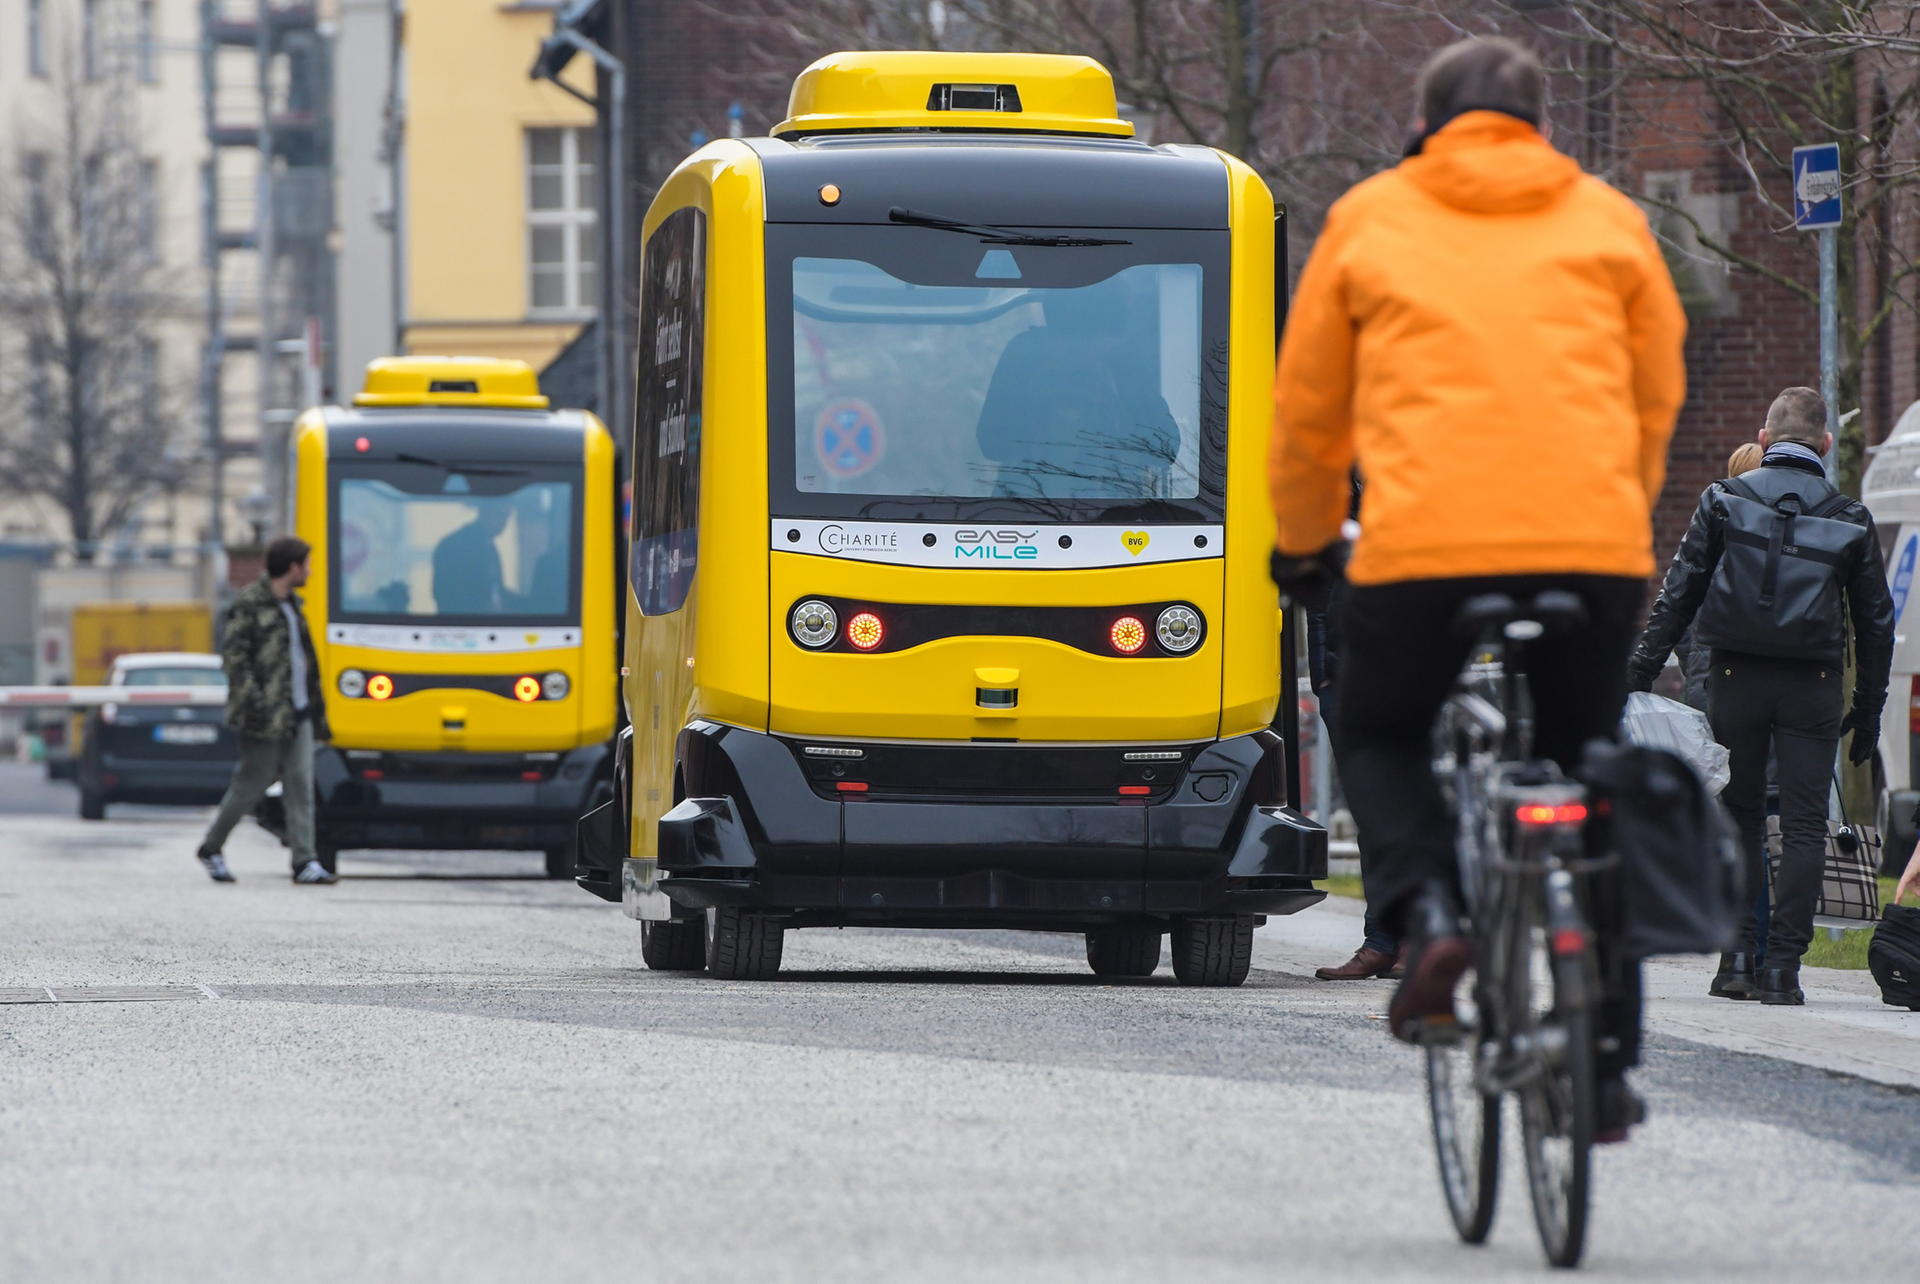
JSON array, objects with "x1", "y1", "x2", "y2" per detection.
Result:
[
  {"x1": 955, "y1": 529, "x2": 1039, "y2": 562},
  {"x1": 818, "y1": 524, "x2": 900, "y2": 556}
]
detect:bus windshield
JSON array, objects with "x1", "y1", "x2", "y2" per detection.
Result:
[
  {"x1": 329, "y1": 460, "x2": 579, "y2": 625},
  {"x1": 768, "y1": 225, "x2": 1227, "y2": 524}
]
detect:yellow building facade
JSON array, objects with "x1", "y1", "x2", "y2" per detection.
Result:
[{"x1": 401, "y1": 0, "x2": 598, "y2": 369}]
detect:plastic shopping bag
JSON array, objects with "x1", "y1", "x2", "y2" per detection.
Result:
[{"x1": 1621, "y1": 691, "x2": 1731, "y2": 795}]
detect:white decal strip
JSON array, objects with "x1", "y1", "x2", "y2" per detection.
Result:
[
  {"x1": 771, "y1": 520, "x2": 1223, "y2": 570},
  {"x1": 325, "y1": 623, "x2": 583, "y2": 653}
]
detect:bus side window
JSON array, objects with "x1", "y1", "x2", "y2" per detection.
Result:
[{"x1": 630, "y1": 207, "x2": 708, "y2": 616}]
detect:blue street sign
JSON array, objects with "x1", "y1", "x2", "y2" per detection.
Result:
[{"x1": 1793, "y1": 143, "x2": 1842, "y2": 230}]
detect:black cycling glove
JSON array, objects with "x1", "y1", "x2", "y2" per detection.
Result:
[{"x1": 1269, "y1": 542, "x2": 1349, "y2": 613}]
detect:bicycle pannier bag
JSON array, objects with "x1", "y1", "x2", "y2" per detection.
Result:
[
  {"x1": 1868, "y1": 904, "x2": 1920, "y2": 1010},
  {"x1": 1693, "y1": 479, "x2": 1863, "y2": 662},
  {"x1": 1581, "y1": 741, "x2": 1743, "y2": 958}
]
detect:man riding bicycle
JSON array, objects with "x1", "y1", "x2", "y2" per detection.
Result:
[{"x1": 1268, "y1": 37, "x2": 1687, "y2": 1141}]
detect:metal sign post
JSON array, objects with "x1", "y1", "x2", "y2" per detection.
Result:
[{"x1": 1793, "y1": 143, "x2": 1843, "y2": 478}]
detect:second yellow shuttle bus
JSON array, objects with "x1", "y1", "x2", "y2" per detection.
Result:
[
  {"x1": 576, "y1": 51, "x2": 1326, "y2": 980},
  {"x1": 277, "y1": 357, "x2": 620, "y2": 875}
]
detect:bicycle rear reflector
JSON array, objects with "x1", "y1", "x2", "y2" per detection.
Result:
[{"x1": 1514, "y1": 802, "x2": 1588, "y2": 827}]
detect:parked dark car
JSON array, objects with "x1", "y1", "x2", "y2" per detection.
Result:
[{"x1": 75, "y1": 654, "x2": 236, "y2": 820}]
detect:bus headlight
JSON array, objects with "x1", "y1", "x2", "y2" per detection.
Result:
[
  {"x1": 1155, "y1": 605, "x2": 1203, "y2": 653},
  {"x1": 542, "y1": 671, "x2": 570, "y2": 701},
  {"x1": 337, "y1": 669, "x2": 366, "y2": 699},
  {"x1": 791, "y1": 599, "x2": 837, "y2": 648}
]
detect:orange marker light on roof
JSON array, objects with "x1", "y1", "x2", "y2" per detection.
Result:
[{"x1": 513, "y1": 675, "x2": 542, "y2": 703}]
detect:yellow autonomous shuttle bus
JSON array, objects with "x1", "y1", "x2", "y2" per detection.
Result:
[
  {"x1": 575, "y1": 52, "x2": 1326, "y2": 980},
  {"x1": 280, "y1": 357, "x2": 619, "y2": 875}
]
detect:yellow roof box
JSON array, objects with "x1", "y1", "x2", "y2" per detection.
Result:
[
  {"x1": 773, "y1": 51, "x2": 1133, "y2": 141},
  {"x1": 354, "y1": 356, "x2": 550, "y2": 409}
]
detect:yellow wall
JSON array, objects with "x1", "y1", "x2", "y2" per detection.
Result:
[{"x1": 402, "y1": 0, "x2": 597, "y2": 367}]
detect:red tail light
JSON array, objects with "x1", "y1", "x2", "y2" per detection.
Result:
[
  {"x1": 846, "y1": 612, "x2": 885, "y2": 651},
  {"x1": 520, "y1": 770, "x2": 543, "y2": 782},
  {"x1": 1110, "y1": 616, "x2": 1147, "y2": 655},
  {"x1": 359, "y1": 768, "x2": 384, "y2": 781},
  {"x1": 1118, "y1": 785, "x2": 1152, "y2": 796},
  {"x1": 1515, "y1": 802, "x2": 1588, "y2": 827},
  {"x1": 513, "y1": 676, "x2": 541, "y2": 702},
  {"x1": 835, "y1": 780, "x2": 869, "y2": 792},
  {"x1": 366, "y1": 674, "x2": 394, "y2": 701}
]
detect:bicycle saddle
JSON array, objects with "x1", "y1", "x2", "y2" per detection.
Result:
[{"x1": 1452, "y1": 590, "x2": 1588, "y2": 640}]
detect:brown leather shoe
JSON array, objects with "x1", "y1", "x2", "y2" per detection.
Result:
[
  {"x1": 1385, "y1": 946, "x2": 1407, "y2": 980},
  {"x1": 1314, "y1": 945, "x2": 1396, "y2": 981}
]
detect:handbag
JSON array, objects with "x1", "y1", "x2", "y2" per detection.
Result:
[{"x1": 1765, "y1": 779, "x2": 1883, "y2": 929}]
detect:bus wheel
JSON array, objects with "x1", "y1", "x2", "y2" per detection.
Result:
[
  {"x1": 78, "y1": 789, "x2": 106, "y2": 821},
  {"x1": 706, "y1": 906, "x2": 784, "y2": 981},
  {"x1": 641, "y1": 917, "x2": 708, "y2": 972},
  {"x1": 1170, "y1": 916, "x2": 1255, "y2": 987},
  {"x1": 543, "y1": 847, "x2": 574, "y2": 879},
  {"x1": 1085, "y1": 924, "x2": 1162, "y2": 977}
]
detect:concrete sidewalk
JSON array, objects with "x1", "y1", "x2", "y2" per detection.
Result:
[{"x1": 1257, "y1": 895, "x2": 1920, "y2": 1092}]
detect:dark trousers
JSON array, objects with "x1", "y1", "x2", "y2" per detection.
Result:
[
  {"x1": 1706, "y1": 652, "x2": 1843, "y2": 967},
  {"x1": 1337, "y1": 574, "x2": 1646, "y2": 1074},
  {"x1": 1312, "y1": 677, "x2": 1399, "y2": 957}
]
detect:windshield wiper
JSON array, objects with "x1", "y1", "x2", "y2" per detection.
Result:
[
  {"x1": 888, "y1": 206, "x2": 1129, "y2": 248},
  {"x1": 392, "y1": 452, "x2": 526, "y2": 477}
]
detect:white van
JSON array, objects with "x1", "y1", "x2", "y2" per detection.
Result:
[{"x1": 1861, "y1": 399, "x2": 1920, "y2": 870}]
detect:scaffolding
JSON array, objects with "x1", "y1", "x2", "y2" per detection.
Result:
[{"x1": 198, "y1": 1, "x2": 336, "y2": 543}]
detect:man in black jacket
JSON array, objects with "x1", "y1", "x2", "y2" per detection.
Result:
[{"x1": 1628, "y1": 387, "x2": 1894, "y2": 1004}]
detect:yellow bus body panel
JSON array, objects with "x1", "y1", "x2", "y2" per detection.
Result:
[{"x1": 624, "y1": 143, "x2": 771, "y2": 850}]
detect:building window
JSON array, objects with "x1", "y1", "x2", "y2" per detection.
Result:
[
  {"x1": 139, "y1": 1, "x2": 158, "y2": 84},
  {"x1": 526, "y1": 127, "x2": 598, "y2": 317},
  {"x1": 83, "y1": 0, "x2": 101, "y2": 81},
  {"x1": 28, "y1": 0, "x2": 47, "y2": 77},
  {"x1": 138, "y1": 159, "x2": 159, "y2": 259}
]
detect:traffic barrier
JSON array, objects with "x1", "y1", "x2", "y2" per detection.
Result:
[{"x1": 0, "y1": 687, "x2": 227, "y2": 710}]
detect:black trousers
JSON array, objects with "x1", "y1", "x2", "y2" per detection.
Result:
[
  {"x1": 1706, "y1": 651, "x2": 1843, "y2": 967},
  {"x1": 1337, "y1": 574, "x2": 1646, "y2": 1074}
]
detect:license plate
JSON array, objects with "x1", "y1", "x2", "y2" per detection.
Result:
[{"x1": 153, "y1": 724, "x2": 218, "y2": 745}]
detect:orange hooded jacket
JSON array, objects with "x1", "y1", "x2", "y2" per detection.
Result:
[{"x1": 1269, "y1": 112, "x2": 1688, "y2": 585}]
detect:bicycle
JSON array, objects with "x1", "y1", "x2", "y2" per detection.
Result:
[{"x1": 1421, "y1": 590, "x2": 1609, "y2": 1269}]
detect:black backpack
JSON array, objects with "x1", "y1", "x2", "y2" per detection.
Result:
[
  {"x1": 1694, "y1": 476, "x2": 1864, "y2": 662},
  {"x1": 1869, "y1": 903, "x2": 1920, "y2": 1011}
]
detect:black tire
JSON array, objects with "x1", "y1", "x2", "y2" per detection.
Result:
[
  {"x1": 641, "y1": 917, "x2": 708, "y2": 972},
  {"x1": 1085, "y1": 923, "x2": 1162, "y2": 977},
  {"x1": 1425, "y1": 980, "x2": 1501, "y2": 1244},
  {"x1": 705, "y1": 906, "x2": 784, "y2": 981},
  {"x1": 543, "y1": 846, "x2": 574, "y2": 879},
  {"x1": 78, "y1": 788, "x2": 106, "y2": 821},
  {"x1": 1169, "y1": 916, "x2": 1255, "y2": 987},
  {"x1": 1516, "y1": 915, "x2": 1595, "y2": 1269}
]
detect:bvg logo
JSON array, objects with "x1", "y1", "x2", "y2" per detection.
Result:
[{"x1": 955, "y1": 529, "x2": 1039, "y2": 562}]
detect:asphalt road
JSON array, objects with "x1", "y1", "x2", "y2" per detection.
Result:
[{"x1": 3, "y1": 768, "x2": 1915, "y2": 1282}]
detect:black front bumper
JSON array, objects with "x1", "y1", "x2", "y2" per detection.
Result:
[
  {"x1": 284, "y1": 743, "x2": 612, "y2": 851},
  {"x1": 594, "y1": 723, "x2": 1326, "y2": 930}
]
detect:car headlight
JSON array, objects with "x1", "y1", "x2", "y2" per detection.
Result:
[
  {"x1": 337, "y1": 669, "x2": 366, "y2": 698},
  {"x1": 791, "y1": 599, "x2": 837, "y2": 648},
  {"x1": 1155, "y1": 605, "x2": 1203, "y2": 653},
  {"x1": 542, "y1": 671, "x2": 570, "y2": 701}
]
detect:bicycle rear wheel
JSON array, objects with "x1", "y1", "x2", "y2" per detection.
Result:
[
  {"x1": 1514, "y1": 896, "x2": 1594, "y2": 1268},
  {"x1": 1424, "y1": 972, "x2": 1500, "y2": 1244}
]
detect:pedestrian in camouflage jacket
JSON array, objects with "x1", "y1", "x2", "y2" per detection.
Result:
[
  {"x1": 196, "y1": 536, "x2": 336, "y2": 884},
  {"x1": 221, "y1": 574, "x2": 330, "y2": 741}
]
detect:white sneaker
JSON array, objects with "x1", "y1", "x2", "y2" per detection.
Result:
[
  {"x1": 292, "y1": 860, "x2": 338, "y2": 885},
  {"x1": 198, "y1": 850, "x2": 235, "y2": 883}
]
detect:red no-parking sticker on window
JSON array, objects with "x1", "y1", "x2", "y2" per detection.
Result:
[{"x1": 814, "y1": 399, "x2": 886, "y2": 478}]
